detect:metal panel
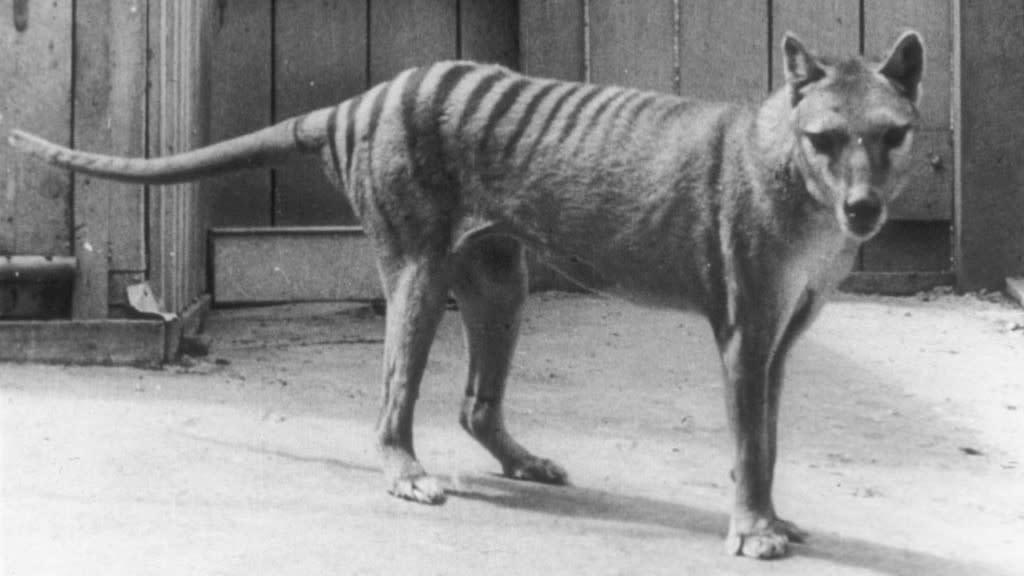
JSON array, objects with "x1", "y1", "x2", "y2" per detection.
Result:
[{"x1": 211, "y1": 227, "x2": 381, "y2": 303}]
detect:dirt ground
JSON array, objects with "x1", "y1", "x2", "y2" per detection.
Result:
[{"x1": 2, "y1": 290, "x2": 1023, "y2": 575}]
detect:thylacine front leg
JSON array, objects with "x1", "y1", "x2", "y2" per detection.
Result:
[{"x1": 714, "y1": 288, "x2": 818, "y2": 558}]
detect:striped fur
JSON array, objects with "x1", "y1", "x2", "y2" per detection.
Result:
[{"x1": 10, "y1": 31, "x2": 926, "y2": 561}]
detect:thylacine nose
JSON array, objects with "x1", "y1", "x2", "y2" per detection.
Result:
[{"x1": 843, "y1": 193, "x2": 883, "y2": 237}]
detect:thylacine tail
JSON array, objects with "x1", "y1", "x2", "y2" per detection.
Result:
[{"x1": 8, "y1": 106, "x2": 336, "y2": 185}]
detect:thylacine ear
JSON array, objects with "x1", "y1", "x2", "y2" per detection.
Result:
[
  {"x1": 878, "y1": 30, "x2": 925, "y2": 103},
  {"x1": 782, "y1": 32, "x2": 826, "y2": 105}
]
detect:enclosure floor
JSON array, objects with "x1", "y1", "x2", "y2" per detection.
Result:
[{"x1": 3, "y1": 292, "x2": 1023, "y2": 575}]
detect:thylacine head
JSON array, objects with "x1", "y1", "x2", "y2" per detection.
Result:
[{"x1": 770, "y1": 30, "x2": 925, "y2": 242}]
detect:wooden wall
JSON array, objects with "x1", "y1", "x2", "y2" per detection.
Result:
[
  {"x1": 521, "y1": 0, "x2": 954, "y2": 286},
  {"x1": 207, "y1": 0, "x2": 955, "y2": 292},
  {"x1": 955, "y1": 0, "x2": 1024, "y2": 290},
  {"x1": 0, "y1": 0, "x2": 214, "y2": 319}
]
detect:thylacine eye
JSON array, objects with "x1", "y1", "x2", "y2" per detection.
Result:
[
  {"x1": 882, "y1": 125, "x2": 910, "y2": 148},
  {"x1": 804, "y1": 130, "x2": 848, "y2": 156}
]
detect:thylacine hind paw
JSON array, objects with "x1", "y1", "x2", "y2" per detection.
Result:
[{"x1": 504, "y1": 456, "x2": 569, "y2": 485}]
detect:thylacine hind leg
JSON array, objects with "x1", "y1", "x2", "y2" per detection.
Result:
[
  {"x1": 375, "y1": 256, "x2": 450, "y2": 504},
  {"x1": 451, "y1": 237, "x2": 568, "y2": 485}
]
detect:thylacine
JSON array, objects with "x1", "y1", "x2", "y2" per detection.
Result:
[{"x1": 10, "y1": 31, "x2": 924, "y2": 559}]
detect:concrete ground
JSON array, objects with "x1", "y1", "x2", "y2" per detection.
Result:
[{"x1": 2, "y1": 291, "x2": 1023, "y2": 575}]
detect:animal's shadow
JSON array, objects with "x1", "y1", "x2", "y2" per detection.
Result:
[
  {"x1": 188, "y1": 434, "x2": 1006, "y2": 576},
  {"x1": 447, "y1": 474, "x2": 1005, "y2": 576}
]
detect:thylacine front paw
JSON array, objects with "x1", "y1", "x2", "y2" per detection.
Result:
[
  {"x1": 725, "y1": 515, "x2": 808, "y2": 559},
  {"x1": 380, "y1": 449, "x2": 447, "y2": 505},
  {"x1": 387, "y1": 473, "x2": 447, "y2": 505}
]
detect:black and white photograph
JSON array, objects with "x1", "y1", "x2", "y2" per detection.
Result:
[{"x1": 1, "y1": 1, "x2": 1022, "y2": 574}]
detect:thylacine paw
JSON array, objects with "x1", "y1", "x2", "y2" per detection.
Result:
[
  {"x1": 725, "y1": 517, "x2": 807, "y2": 559},
  {"x1": 504, "y1": 456, "x2": 569, "y2": 485},
  {"x1": 387, "y1": 473, "x2": 447, "y2": 505}
]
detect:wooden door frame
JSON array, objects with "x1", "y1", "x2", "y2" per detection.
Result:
[{"x1": 953, "y1": 0, "x2": 1024, "y2": 292}]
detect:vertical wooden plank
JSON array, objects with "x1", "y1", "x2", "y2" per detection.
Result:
[
  {"x1": 677, "y1": 0, "x2": 769, "y2": 101},
  {"x1": 148, "y1": 0, "x2": 178, "y2": 311},
  {"x1": 519, "y1": 0, "x2": 584, "y2": 80},
  {"x1": 72, "y1": 0, "x2": 148, "y2": 318},
  {"x1": 863, "y1": 0, "x2": 951, "y2": 130},
  {"x1": 460, "y1": 0, "x2": 518, "y2": 67},
  {"x1": 369, "y1": 0, "x2": 457, "y2": 83},
  {"x1": 0, "y1": 0, "x2": 73, "y2": 255},
  {"x1": 274, "y1": 0, "x2": 367, "y2": 226},
  {"x1": 205, "y1": 0, "x2": 273, "y2": 227},
  {"x1": 772, "y1": 0, "x2": 860, "y2": 88},
  {"x1": 589, "y1": 0, "x2": 676, "y2": 92},
  {"x1": 956, "y1": 0, "x2": 1024, "y2": 290}
]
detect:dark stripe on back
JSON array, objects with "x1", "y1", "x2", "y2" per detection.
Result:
[
  {"x1": 454, "y1": 71, "x2": 506, "y2": 136},
  {"x1": 399, "y1": 66, "x2": 432, "y2": 185},
  {"x1": 501, "y1": 82, "x2": 558, "y2": 161},
  {"x1": 556, "y1": 86, "x2": 605, "y2": 143},
  {"x1": 406, "y1": 64, "x2": 475, "y2": 196},
  {"x1": 477, "y1": 78, "x2": 530, "y2": 153},
  {"x1": 572, "y1": 89, "x2": 629, "y2": 154},
  {"x1": 518, "y1": 84, "x2": 583, "y2": 169},
  {"x1": 343, "y1": 94, "x2": 363, "y2": 182},
  {"x1": 365, "y1": 80, "x2": 398, "y2": 238},
  {"x1": 626, "y1": 94, "x2": 658, "y2": 127},
  {"x1": 324, "y1": 105, "x2": 342, "y2": 179}
]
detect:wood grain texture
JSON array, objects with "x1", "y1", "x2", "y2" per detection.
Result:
[
  {"x1": 147, "y1": 0, "x2": 214, "y2": 314},
  {"x1": 956, "y1": 0, "x2": 1024, "y2": 289},
  {"x1": 274, "y1": 0, "x2": 367, "y2": 226},
  {"x1": 772, "y1": 0, "x2": 860, "y2": 88},
  {"x1": 518, "y1": 0, "x2": 584, "y2": 80},
  {"x1": 0, "y1": 0, "x2": 73, "y2": 255},
  {"x1": 460, "y1": 0, "x2": 518, "y2": 67},
  {"x1": 889, "y1": 129, "x2": 953, "y2": 220},
  {"x1": 864, "y1": 0, "x2": 951, "y2": 130},
  {"x1": 72, "y1": 0, "x2": 148, "y2": 318},
  {"x1": 211, "y1": 227, "x2": 381, "y2": 303},
  {"x1": 861, "y1": 220, "x2": 952, "y2": 272},
  {"x1": 369, "y1": 0, "x2": 457, "y2": 83},
  {"x1": 206, "y1": 0, "x2": 273, "y2": 227},
  {"x1": 0, "y1": 319, "x2": 166, "y2": 365},
  {"x1": 677, "y1": 0, "x2": 769, "y2": 102},
  {"x1": 588, "y1": 0, "x2": 676, "y2": 92}
]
